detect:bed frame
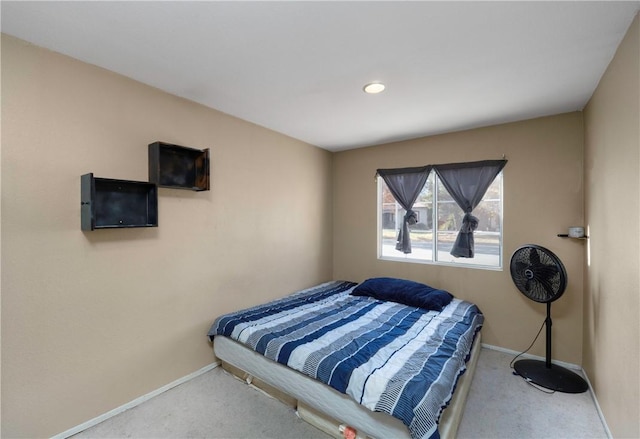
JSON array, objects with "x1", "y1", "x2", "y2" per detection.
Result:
[{"x1": 214, "y1": 332, "x2": 481, "y2": 439}]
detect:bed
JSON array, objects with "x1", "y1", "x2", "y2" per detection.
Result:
[{"x1": 208, "y1": 279, "x2": 483, "y2": 439}]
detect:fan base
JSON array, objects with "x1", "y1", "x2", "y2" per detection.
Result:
[{"x1": 514, "y1": 359, "x2": 588, "y2": 393}]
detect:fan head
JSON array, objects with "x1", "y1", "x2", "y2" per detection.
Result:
[{"x1": 510, "y1": 245, "x2": 567, "y2": 303}]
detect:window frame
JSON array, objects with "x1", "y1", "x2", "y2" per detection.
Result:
[{"x1": 377, "y1": 171, "x2": 504, "y2": 271}]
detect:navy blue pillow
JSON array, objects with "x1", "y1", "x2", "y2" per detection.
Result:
[{"x1": 351, "y1": 277, "x2": 453, "y2": 311}]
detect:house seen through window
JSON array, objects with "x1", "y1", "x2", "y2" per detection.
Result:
[{"x1": 378, "y1": 171, "x2": 503, "y2": 269}]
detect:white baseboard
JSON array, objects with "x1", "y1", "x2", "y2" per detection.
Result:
[
  {"x1": 481, "y1": 343, "x2": 581, "y2": 371},
  {"x1": 481, "y1": 343, "x2": 612, "y2": 438},
  {"x1": 51, "y1": 362, "x2": 221, "y2": 439},
  {"x1": 579, "y1": 366, "x2": 613, "y2": 439}
]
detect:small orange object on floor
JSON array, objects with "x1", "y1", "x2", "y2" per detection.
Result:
[{"x1": 342, "y1": 425, "x2": 357, "y2": 439}]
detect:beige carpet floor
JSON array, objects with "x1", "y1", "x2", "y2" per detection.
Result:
[
  {"x1": 457, "y1": 348, "x2": 607, "y2": 438},
  {"x1": 73, "y1": 347, "x2": 608, "y2": 439}
]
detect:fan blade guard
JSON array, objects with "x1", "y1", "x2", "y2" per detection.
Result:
[{"x1": 510, "y1": 244, "x2": 567, "y2": 303}]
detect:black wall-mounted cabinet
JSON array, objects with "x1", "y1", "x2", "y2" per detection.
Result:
[
  {"x1": 148, "y1": 141, "x2": 210, "y2": 191},
  {"x1": 81, "y1": 173, "x2": 158, "y2": 231}
]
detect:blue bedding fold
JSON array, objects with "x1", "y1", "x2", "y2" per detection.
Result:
[{"x1": 351, "y1": 277, "x2": 453, "y2": 311}]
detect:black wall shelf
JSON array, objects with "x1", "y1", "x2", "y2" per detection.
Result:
[
  {"x1": 557, "y1": 234, "x2": 589, "y2": 240},
  {"x1": 148, "y1": 141, "x2": 210, "y2": 191},
  {"x1": 81, "y1": 173, "x2": 158, "y2": 231}
]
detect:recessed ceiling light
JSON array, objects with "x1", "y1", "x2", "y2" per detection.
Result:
[{"x1": 363, "y1": 83, "x2": 385, "y2": 94}]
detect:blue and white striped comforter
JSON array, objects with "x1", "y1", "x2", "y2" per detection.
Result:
[{"x1": 208, "y1": 281, "x2": 483, "y2": 439}]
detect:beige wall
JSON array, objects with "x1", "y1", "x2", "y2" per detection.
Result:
[
  {"x1": 1, "y1": 35, "x2": 333, "y2": 438},
  {"x1": 584, "y1": 13, "x2": 640, "y2": 439},
  {"x1": 333, "y1": 113, "x2": 585, "y2": 364}
]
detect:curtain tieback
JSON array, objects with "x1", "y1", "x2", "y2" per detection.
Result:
[
  {"x1": 460, "y1": 212, "x2": 479, "y2": 233},
  {"x1": 404, "y1": 209, "x2": 418, "y2": 226}
]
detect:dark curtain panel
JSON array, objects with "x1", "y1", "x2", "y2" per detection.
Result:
[
  {"x1": 377, "y1": 166, "x2": 432, "y2": 254},
  {"x1": 434, "y1": 160, "x2": 507, "y2": 258}
]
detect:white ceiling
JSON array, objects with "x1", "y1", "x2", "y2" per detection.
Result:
[{"x1": 2, "y1": 1, "x2": 639, "y2": 151}]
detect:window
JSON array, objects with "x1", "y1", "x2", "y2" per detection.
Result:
[{"x1": 378, "y1": 171, "x2": 503, "y2": 269}]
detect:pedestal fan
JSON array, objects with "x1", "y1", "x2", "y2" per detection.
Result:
[{"x1": 510, "y1": 244, "x2": 588, "y2": 393}]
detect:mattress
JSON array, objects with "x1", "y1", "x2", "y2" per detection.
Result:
[{"x1": 209, "y1": 280, "x2": 483, "y2": 439}]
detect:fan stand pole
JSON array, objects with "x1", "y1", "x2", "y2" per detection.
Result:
[
  {"x1": 513, "y1": 303, "x2": 589, "y2": 393},
  {"x1": 545, "y1": 302, "x2": 552, "y2": 368}
]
